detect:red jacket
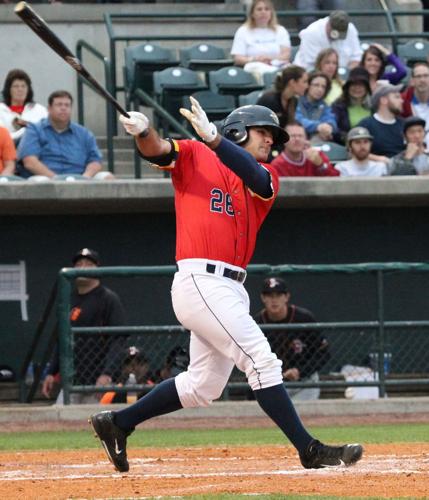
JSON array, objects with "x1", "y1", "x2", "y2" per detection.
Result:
[
  {"x1": 401, "y1": 86, "x2": 415, "y2": 118},
  {"x1": 271, "y1": 151, "x2": 340, "y2": 177}
]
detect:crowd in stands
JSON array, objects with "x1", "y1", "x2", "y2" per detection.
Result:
[
  {"x1": 2, "y1": 1, "x2": 429, "y2": 179},
  {"x1": 0, "y1": 72, "x2": 113, "y2": 181}
]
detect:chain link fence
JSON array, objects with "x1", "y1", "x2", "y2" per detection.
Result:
[{"x1": 54, "y1": 263, "x2": 429, "y2": 404}]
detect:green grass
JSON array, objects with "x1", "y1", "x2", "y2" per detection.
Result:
[{"x1": 0, "y1": 422, "x2": 427, "y2": 451}]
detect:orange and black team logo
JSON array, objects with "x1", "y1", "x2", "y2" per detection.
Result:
[{"x1": 70, "y1": 307, "x2": 82, "y2": 322}]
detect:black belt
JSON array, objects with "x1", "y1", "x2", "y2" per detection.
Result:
[{"x1": 206, "y1": 263, "x2": 246, "y2": 283}]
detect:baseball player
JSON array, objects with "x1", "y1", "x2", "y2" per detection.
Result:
[{"x1": 90, "y1": 98, "x2": 363, "y2": 472}]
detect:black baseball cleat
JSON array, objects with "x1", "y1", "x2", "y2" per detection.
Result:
[
  {"x1": 89, "y1": 411, "x2": 134, "y2": 472},
  {"x1": 299, "y1": 439, "x2": 363, "y2": 469}
]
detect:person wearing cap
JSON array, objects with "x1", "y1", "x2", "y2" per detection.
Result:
[
  {"x1": 358, "y1": 81, "x2": 404, "y2": 159},
  {"x1": 331, "y1": 67, "x2": 372, "y2": 145},
  {"x1": 401, "y1": 62, "x2": 429, "y2": 144},
  {"x1": 389, "y1": 116, "x2": 429, "y2": 175},
  {"x1": 42, "y1": 248, "x2": 127, "y2": 404},
  {"x1": 335, "y1": 126, "x2": 388, "y2": 176},
  {"x1": 293, "y1": 10, "x2": 363, "y2": 71},
  {"x1": 254, "y1": 277, "x2": 330, "y2": 401},
  {"x1": 271, "y1": 121, "x2": 339, "y2": 177}
]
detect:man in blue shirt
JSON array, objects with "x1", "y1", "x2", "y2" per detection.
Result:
[{"x1": 17, "y1": 90, "x2": 105, "y2": 178}]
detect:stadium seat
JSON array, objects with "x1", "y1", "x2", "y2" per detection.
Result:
[
  {"x1": 397, "y1": 40, "x2": 429, "y2": 67},
  {"x1": 262, "y1": 70, "x2": 280, "y2": 89},
  {"x1": 182, "y1": 90, "x2": 235, "y2": 123},
  {"x1": 312, "y1": 142, "x2": 348, "y2": 163},
  {"x1": 123, "y1": 43, "x2": 180, "y2": 107},
  {"x1": 238, "y1": 89, "x2": 264, "y2": 106},
  {"x1": 179, "y1": 43, "x2": 233, "y2": 72},
  {"x1": 0, "y1": 175, "x2": 25, "y2": 182},
  {"x1": 208, "y1": 66, "x2": 263, "y2": 104},
  {"x1": 337, "y1": 66, "x2": 350, "y2": 81},
  {"x1": 153, "y1": 67, "x2": 207, "y2": 135}
]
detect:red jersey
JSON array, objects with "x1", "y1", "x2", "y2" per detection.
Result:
[
  {"x1": 271, "y1": 151, "x2": 339, "y2": 177},
  {"x1": 160, "y1": 139, "x2": 279, "y2": 268}
]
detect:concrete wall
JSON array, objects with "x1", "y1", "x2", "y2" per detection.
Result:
[{"x1": 1, "y1": 178, "x2": 429, "y2": 375}]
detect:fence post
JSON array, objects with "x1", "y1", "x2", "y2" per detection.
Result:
[
  {"x1": 376, "y1": 270, "x2": 387, "y2": 398},
  {"x1": 57, "y1": 271, "x2": 73, "y2": 405}
]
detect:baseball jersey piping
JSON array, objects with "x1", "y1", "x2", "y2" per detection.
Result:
[{"x1": 190, "y1": 273, "x2": 263, "y2": 389}]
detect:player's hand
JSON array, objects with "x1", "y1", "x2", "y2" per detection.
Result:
[
  {"x1": 42, "y1": 374, "x2": 55, "y2": 398},
  {"x1": 119, "y1": 111, "x2": 149, "y2": 136},
  {"x1": 179, "y1": 96, "x2": 218, "y2": 143}
]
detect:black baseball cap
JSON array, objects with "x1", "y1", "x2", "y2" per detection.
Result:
[
  {"x1": 261, "y1": 277, "x2": 288, "y2": 294},
  {"x1": 72, "y1": 248, "x2": 100, "y2": 266},
  {"x1": 403, "y1": 116, "x2": 426, "y2": 134}
]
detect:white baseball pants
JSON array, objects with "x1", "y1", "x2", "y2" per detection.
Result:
[{"x1": 172, "y1": 259, "x2": 283, "y2": 408}]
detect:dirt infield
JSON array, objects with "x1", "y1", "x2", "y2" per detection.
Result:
[{"x1": 0, "y1": 443, "x2": 428, "y2": 499}]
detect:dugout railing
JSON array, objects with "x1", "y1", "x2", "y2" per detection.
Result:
[{"x1": 49, "y1": 262, "x2": 429, "y2": 405}]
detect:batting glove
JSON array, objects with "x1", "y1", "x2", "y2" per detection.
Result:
[
  {"x1": 180, "y1": 96, "x2": 217, "y2": 143},
  {"x1": 119, "y1": 111, "x2": 150, "y2": 136}
]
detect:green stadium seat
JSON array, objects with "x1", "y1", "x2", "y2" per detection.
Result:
[
  {"x1": 262, "y1": 71, "x2": 280, "y2": 89},
  {"x1": 208, "y1": 66, "x2": 263, "y2": 104},
  {"x1": 153, "y1": 67, "x2": 207, "y2": 135},
  {"x1": 123, "y1": 43, "x2": 180, "y2": 107},
  {"x1": 312, "y1": 142, "x2": 348, "y2": 163},
  {"x1": 238, "y1": 89, "x2": 264, "y2": 106},
  {"x1": 397, "y1": 40, "x2": 429, "y2": 67},
  {"x1": 179, "y1": 43, "x2": 233, "y2": 72},
  {"x1": 182, "y1": 90, "x2": 235, "y2": 123}
]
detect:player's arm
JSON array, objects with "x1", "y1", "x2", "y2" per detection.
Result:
[
  {"x1": 119, "y1": 112, "x2": 175, "y2": 166},
  {"x1": 180, "y1": 97, "x2": 272, "y2": 198}
]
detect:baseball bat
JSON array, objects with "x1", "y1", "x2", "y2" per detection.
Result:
[{"x1": 14, "y1": 1, "x2": 129, "y2": 118}]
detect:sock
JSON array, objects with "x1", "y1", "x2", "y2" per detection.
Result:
[
  {"x1": 114, "y1": 378, "x2": 182, "y2": 431},
  {"x1": 254, "y1": 383, "x2": 313, "y2": 453}
]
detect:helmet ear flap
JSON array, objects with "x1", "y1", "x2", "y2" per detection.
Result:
[{"x1": 222, "y1": 121, "x2": 248, "y2": 144}]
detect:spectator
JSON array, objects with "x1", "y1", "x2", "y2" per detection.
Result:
[
  {"x1": 156, "y1": 346, "x2": 190, "y2": 382},
  {"x1": 0, "y1": 69, "x2": 48, "y2": 143},
  {"x1": 295, "y1": 71, "x2": 337, "y2": 142},
  {"x1": 401, "y1": 62, "x2": 429, "y2": 144},
  {"x1": 358, "y1": 82, "x2": 404, "y2": 159},
  {"x1": 254, "y1": 277, "x2": 331, "y2": 401},
  {"x1": 271, "y1": 121, "x2": 339, "y2": 176},
  {"x1": 42, "y1": 248, "x2": 127, "y2": 404},
  {"x1": 390, "y1": 116, "x2": 429, "y2": 175},
  {"x1": 231, "y1": 0, "x2": 291, "y2": 81},
  {"x1": 257, "y1": 65, "x2": 308, "y2": 128},
  {"x1": 296, "y1": 0, "x2": 346, "y2": 31},
  {"x1": 17, "y1": 90, "x2": 112, "y2": 179},
  {"x1": 335, "y1": 126, "x2": 387, "y2": 176},
  {"x1": 100, "y1": 346, "x2": 155, "y2": 405},
  {"x1": 314, "y1": 48, "x2": 343, "y2": 105},
  {"x1": 0, "y1": 126, "x2": 16, "y2": 176},
  {"x1": 331, "y1": 67, "x2": 372, "y2": 145},
  {"x1": 293, "y1": 10, "x2": 362, "y2": 71},
  {"x1": 360, "y1": 44, "x2": 407, "y2": 93}
]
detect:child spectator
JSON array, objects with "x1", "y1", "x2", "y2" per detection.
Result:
[{"x1": 296, "y1": 71, "x2": 337, "y2": 142}]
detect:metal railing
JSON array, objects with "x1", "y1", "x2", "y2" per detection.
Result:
[
  {"x1": 76, "y1": 39, "x2": 115, "y2": 173},
  {"x1": 55, "y1": 262, "x2": 429, "y2": 404}
]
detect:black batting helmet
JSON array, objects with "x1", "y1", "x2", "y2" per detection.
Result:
[{"x1": 221, "y1": 105, "x2": 289, "y2": 147}]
